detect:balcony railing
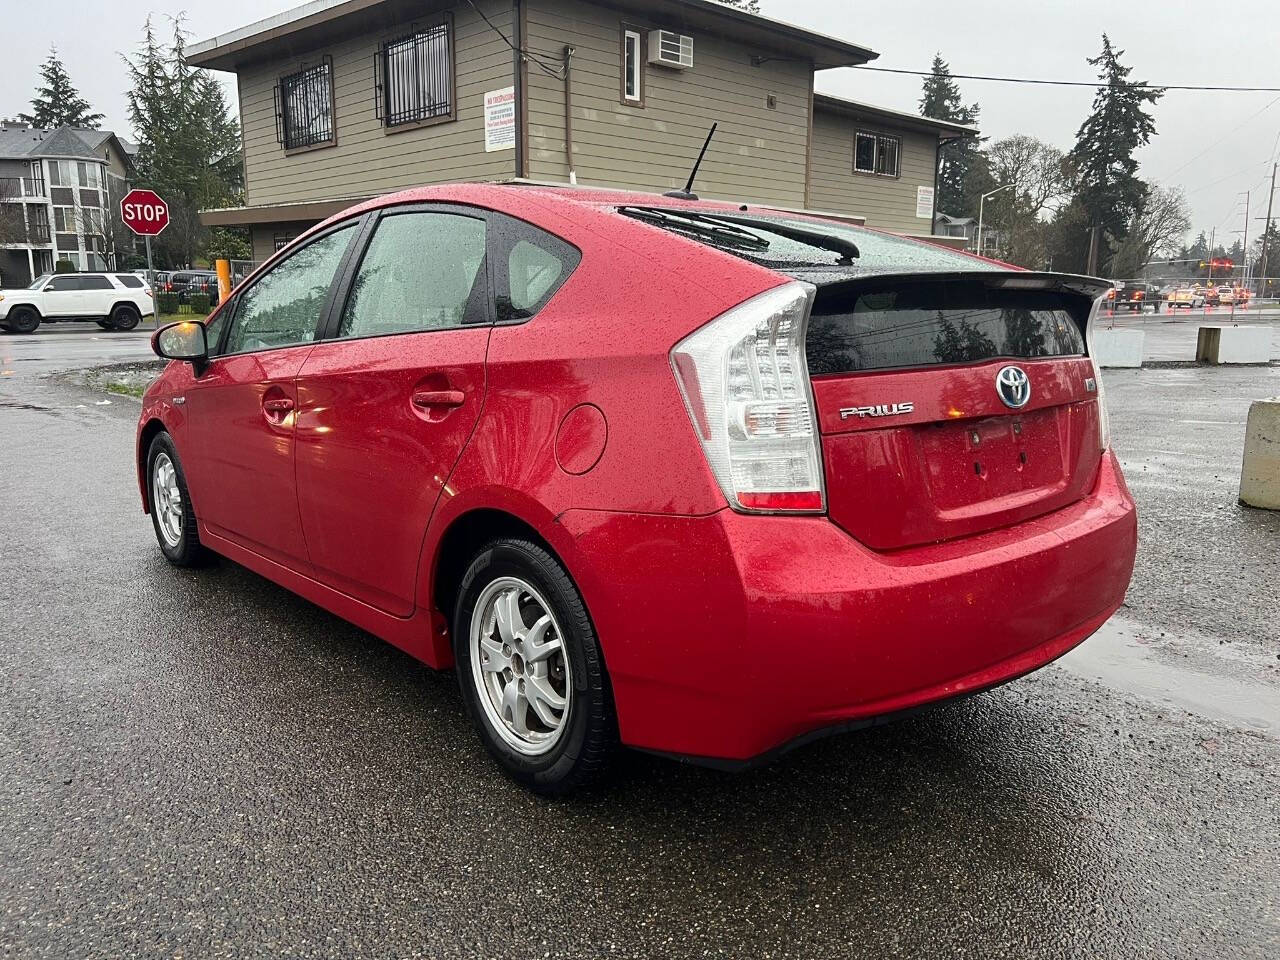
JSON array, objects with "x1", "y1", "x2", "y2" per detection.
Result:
[{"x1": 0, "y1": 176, "x2": 48, "y2": 200}]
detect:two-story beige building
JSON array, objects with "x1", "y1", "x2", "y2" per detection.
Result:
[{"x1": 190, "y1": 0, "x2": 975, "y2": 262}]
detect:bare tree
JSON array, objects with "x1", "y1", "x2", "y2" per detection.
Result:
[
  {"x1": 982, "y1": 135, "x2": 1069, "y2": 268},
  {"x1": 987, "y1": 135, "x2": 1069, "y2": 218},
  {"x1": 1111, "y1": 185, "x2": 1191, "y2": 277}
]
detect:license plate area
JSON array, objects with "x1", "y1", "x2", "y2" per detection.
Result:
[{"x1": 920, "y1": 408, "x2": 1068, "y2": 515}]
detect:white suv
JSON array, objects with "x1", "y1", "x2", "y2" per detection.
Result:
[{"x1": 0, "y1": 273, "x2": 154, "y2": 334}]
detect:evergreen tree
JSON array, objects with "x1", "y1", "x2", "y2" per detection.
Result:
[
  {"x1": 123, "y1": 16, "x2": 244, "y2": 268},
  {"x1": 1066, "y1": 35, "x2": 1162, "y2": 273},
  {"x1": 920, "y1": 54, "x2": 983, "y2": 217},
  {"x1": 18, "y1": 47, "x2": 105, "y2": 129}
]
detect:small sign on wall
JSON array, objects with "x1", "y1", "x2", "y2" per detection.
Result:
[
  {"x1": 915, "y1": 185, "x2": 935, "y2": 220},
  {"x1": 484, "y1": 86, "x2": 516, "y2": 152}
]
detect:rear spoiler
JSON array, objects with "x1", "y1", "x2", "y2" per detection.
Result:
[{"x1": 807, "y1": 270, "x2": 1115, "y2": 302}]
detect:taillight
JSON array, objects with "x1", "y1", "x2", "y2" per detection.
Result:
[{"x1": 670, "y1": 281, "x2": 824, "y2": 514}]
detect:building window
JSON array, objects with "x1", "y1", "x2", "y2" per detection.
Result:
[
  {"x1": 277, "y1": 58, "x2": 335, "y2": 151},
  {"x1": 621, "y1": 27, "x2": 643, "y2": 105},
  {"x1": 53, "y1": 207, "x2": 76, "y2": 233},
  {"x1": 854, "y1": 131, "x2": 900, "y2": 177},
  {"x1": 379, "y1": 19, "x2": 455, "y2": 128}
]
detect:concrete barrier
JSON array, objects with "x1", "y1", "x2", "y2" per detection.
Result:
[
  {"x1": 1239, "y1": 398, "x2": 1280, "y2": 510},
  {"x1": 1196, "y1": 326, "x2": 1273, "y2": 364},
  {"x1": 1092, "y1": 328, "x2": 1145, "y2": 368}
]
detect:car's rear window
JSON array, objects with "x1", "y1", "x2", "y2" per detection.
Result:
[
  {"x1": 115, "y1": 274, "x2": 143, "y2": 288},
  {"x1": 806, "y1": 278, "x2": 1088, "y2": 376},
  {"x1": 618, "y1": 206, "x2": 1000, "y2": 276}
]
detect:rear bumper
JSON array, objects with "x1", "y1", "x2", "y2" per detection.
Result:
[{"x1": 559, "y1": 450, "x2": 1136, "y2": 762}]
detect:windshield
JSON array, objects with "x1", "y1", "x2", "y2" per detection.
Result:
[{"x1": 28, "y1": 274, "x2": 50, "y2": 290}]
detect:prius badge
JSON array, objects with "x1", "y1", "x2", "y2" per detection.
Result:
[{"x1": 839, "y1": 402, "x2": 915, "y2": 420}]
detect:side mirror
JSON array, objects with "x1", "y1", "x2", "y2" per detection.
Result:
[{"x1": 152, "y1": 320, "x2": 209, "y2": 365}]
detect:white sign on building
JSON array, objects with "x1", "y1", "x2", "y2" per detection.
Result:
[
  {"x1": 915, "y1": 185, "x2": 935, "y2": 220},
  {"x1": 484, "y1": 87, "x2": 516, "y2": 152}
]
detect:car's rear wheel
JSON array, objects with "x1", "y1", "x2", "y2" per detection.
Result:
[
  {"x1": 7, "y1": 307, "x2": 40, "y2": 334},
  {"x1": 146, "y1": 432, "x2": 207, "y2": 566},
  {"x1": 109, "y1": 304, "x2": 141, "y2": 331},
  {"x1": 453, "y1": 538, "x2": 617, "y2": 795}
]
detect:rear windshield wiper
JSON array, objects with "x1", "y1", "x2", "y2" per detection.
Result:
[
  {"x1": 620, "y1": 206, "x2": 859, "y2": 267},
  {"x1": 619, "y1": 206, "x2": 771, "y2": 254},
  {"x1": 699, "y1": 214, "x2": 860, "y2": 266}
]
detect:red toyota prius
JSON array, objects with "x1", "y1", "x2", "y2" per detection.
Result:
[{"x1": 138, "y1": 183, "x2": 1136, "y2": 793}]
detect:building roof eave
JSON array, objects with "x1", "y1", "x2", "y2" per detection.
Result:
[
  {"x1": 814, "y1": 92, "x2": 980, "y2": 139},
  {"x1": 199, "y1": 196, "x2": 374, "y2": 227},
  {"x1": 187, "y1": 0, "x2": 877, "y2": 72}
]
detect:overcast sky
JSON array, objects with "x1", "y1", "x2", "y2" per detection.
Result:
[{"x1": 3, "y1": 0, "x2": 1276, "y2": 244}]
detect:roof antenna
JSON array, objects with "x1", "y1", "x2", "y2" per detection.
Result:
[{"x1": 664, "y1": 122, "x2": 717, "y2": 201}]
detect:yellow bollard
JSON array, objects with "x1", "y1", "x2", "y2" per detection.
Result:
[{"x1": 215, "y1": 259, "x2": 232, "y2": 302}]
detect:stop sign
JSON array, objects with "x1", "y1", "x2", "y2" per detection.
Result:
[{"x1": 120, "y1": 189, "x2": 170, "y2": 237}]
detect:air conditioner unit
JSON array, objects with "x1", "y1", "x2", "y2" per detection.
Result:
[{"x1": 648, "y1": 30, "x2": 693, "y2": 70}]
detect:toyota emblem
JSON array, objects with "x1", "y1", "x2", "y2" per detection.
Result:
[{"x1": 995, "y1": 365, "x2": 1031, "y2": 409}]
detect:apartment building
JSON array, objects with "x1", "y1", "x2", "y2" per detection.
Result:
[
  {"x1": 0, "y1": 123, "x2": 136, "y2": 285},
  {"x1": 189, "y1": 0, "x2": 976, "y2": 260}
]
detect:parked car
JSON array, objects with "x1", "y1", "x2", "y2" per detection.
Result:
[
  {"x1": 1167, "y1": 286, "x2": 1206, "y2": 309},
  {"x1": 0, "y1": 272, "x2": 154, "y2": 333},
  {"x1": 137, "y1": 184, "x2": 1137, "y2": 793},
  {"x1": 1117, "y1": 282, "x2": 1160, "y2": 311},
  {"x1": 169, "y1": 270, "x2": 220, "y2": 305}
]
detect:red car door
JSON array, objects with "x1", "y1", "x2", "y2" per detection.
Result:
[
  {"x1": 294, "y1": 208, "x2": 492, "y2": 616},
  {"x1": 181, "y1": 221, "x2": 361, "y2": 569}
]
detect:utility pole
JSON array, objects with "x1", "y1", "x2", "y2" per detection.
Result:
[
  {"x1": 1206, "y1": 227, "x2": 1216, "y2": 292},
  {"x1": 1232, "y1": 191, "x2": 1250, "y2": 323},
  {"x1": 1258, "y1": 162, "x2": 1277, "y2": 296}
]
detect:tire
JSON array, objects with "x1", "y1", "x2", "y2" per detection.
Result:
[
  {"x1": 109, "y1": 304, "x2": 141, "y2": 331},
  {"x1": 7, "y1": 306, "x2": 40, "y2": 334},
  {"x1": 146, "y1": 432, "x2": 208, "y2": 567},
  {"x1": 96, "y1": 320, "x2": 113, "y2": 330},
  {"x1": 453, "y1": 538, "x2": 617, "y2": 795}
]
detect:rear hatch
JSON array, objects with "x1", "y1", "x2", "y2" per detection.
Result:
[{"x1": 804, "y1": 271, "x2": 1108, "y2": 550}]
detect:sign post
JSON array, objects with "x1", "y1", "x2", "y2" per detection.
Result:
[{"x1": 120, "y1": 188, "x2": 170, "y2": 298}]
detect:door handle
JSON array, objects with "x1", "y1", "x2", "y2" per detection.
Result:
[
  {"x1": 263, "y1": 397, "x2": 295, "y2": 414},
  {"x1": 411, "y1": 389, "x2": 465, "y2": 409}
]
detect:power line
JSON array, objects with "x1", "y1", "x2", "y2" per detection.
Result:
[
  {"x1": 1153, "y1": 94, "x2": 1280, "y2": 182},
  {"x1": 462, "y1": 0, "x2": 566, "y2": 79},
  {"x1": 851, "y1": 65, "x2": 1280, "y2": 93}
]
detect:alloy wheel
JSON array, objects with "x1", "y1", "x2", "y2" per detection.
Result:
[
  {"x1": 152, "y1": 452, "x2": 183, "y2": 547},
  {"x1": 469, "y1": 576, "x2": 571, "y2": 756}
]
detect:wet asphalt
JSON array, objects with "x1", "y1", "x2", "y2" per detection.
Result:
[{"x1": 1, "y1": 325, "x2": 1278, "y2": 958}]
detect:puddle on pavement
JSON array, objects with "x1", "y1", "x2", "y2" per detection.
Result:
[{"x1": 1057, "y1": 616, "x2": 1278, "y2": 735}]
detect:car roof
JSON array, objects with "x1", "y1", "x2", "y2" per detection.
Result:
[{"x1": 309, "y1": 181, "x2": 1015, "y2": 280}]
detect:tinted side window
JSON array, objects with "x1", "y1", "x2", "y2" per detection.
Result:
[
  {"x1": 80, "y1": 276, "x2": 113, "y2": 290},
  {"x1": 116, "y1": 275, "x2": 144, "y2": 288},
  {"x1": 224, "y1": 225, "x2": 356, "y2": 355},
  {"x1": 493, "y1": 218, "x2": 580, "y2": 322},
  {"x1": 339, "y1": 212, "x2": 486, "y2": 338},
  {"x1": 46, "y1": 276, "x2": 80, "y2": 291}
]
